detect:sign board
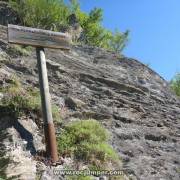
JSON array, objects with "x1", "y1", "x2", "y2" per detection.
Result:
[
  {"x1": 8, "y1": 24, "x2": 71, "y2": 49},
  {"x1": 7, "y1": 24, "x2": 72, "y2": 163}
]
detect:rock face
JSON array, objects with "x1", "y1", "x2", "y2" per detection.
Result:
[
  {"x1": 0, "y1": 24, "x2": 180, "y2": 180},
  {"x1": 0, "y1": 1, "x2": 19, "y2": 26},
  {"x1": 0, "y1": 117, "x2": 41, "y2": 179}
]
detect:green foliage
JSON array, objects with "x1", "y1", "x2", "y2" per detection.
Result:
[
  {"x1": 0, "y1": 79, "x2": 40, "y2": 117},
  {"x1": 75, "y1": 5, "x2": 129, "y2": 52},
  {"x1": 0, "y1": 77, "x2": 61, "y2": 121},
  {"x1": 67, "y1": 176, "x2": 92, "y2": 180},
  {"x1": 89, "y1": 8, "x2": 103, "y2": 23},
  {"x1": 8, "y1": 45, "x2": 32, "y2": 57},
  {"x1": 52, "y1": 104, "x2": 62, "y2": 123},
  {"x1": 76, "y1": 7, "x2": 111, "y2": 47},
  {"x1": 170, "y1": 73, "x2": 180, "y2": 96},
  {"x1": 9, "y1": 0, "x2": 70, "y2": 31},
  {"x1": 0, "y1": 158, "x2": 9, "y2": 179},
  {"x1": 9, "y1": 0, "x2": 129, "y2": 53},
  {"x1": 109, "y1": 30, "x2": 129, "y2": 53},
  {"x1": 58, "y1": 120, "x2": 120, "y2": 169},
  {"x1": 69, "y1": 0, "x2": 79, "y2": 14}
]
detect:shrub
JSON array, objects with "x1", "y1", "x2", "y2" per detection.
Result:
[
  {"x1": 52, "y1": 104, "x2": 62, "y2": 123},
  {"x1": 8, "y1": 45, "x2": 32, "y2": 57},
  {"x1": 9, "y1": 0, "x2": 70, "y2": 31},
  {"x1": 109, "y1": 30, "x2": 129, "y2": 53},
  {"x1": 9, "y1": 0, "x2": 129, "y2": 53},
  {"x1": 74, "y1": 3, "x2": 129, "y2": 52},
  {"x1": 170, "y1": 73, "x2": 180, "y2": 97},
  {"x1": 0, "y1": 77, "x2": 61, "y2": 121},
  {"x1": 57, "y1": 119, "x2": 120, "y2": 169},
  {"x1": 0, "y1": 81, "x2": 39, "y2": 117}
]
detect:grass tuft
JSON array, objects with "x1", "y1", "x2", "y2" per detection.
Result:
[
  {"x1": 0, "y1": 76, "x2": 61, "y2": 122},
  {"x1": 7, "y1": 45, "x2": 32, "y2": 57},
  {"x1": 58, "y1": 119, "x2": 120, "y2": 169},
  {"x1": 170, "y1": 73, "x2": 180, "y2": 97}
]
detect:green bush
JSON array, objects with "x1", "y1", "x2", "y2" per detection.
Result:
[
  {"x1": 170, "y1": 73, "x2": 180, "y2": 96},
  {"x1": 8, "y1": 45, "x2": 32, "y2": 57},
  {"x1": 52, "y1": 104, "x2": 62, "y2": 123},
  {"x1": 0, "y1": 77, "x2": 61, "y2": 121},
  {"x1": 9, "y1": 0, "x2": 70, "y2": 31},
  {"x1": 75, "y1": 5, "x2": 129, "y2": 52},
  {"x1": 109, "y1": 30, "x2": 129, "y2": 53},
  {"x1": 58, "y1": 119, "x2": 120, "y2": 169},
  {"x1": 9, "y1": 0, "x2": 129, "y2": 53}
]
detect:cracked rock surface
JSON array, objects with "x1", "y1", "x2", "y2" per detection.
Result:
[{"x1": 0, "y1": 25, "x2": 180, "y2": 180}]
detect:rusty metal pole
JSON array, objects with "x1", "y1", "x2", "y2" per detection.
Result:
[{"x1": 36, "y1": 47, "x2": 58, "y2": 163}]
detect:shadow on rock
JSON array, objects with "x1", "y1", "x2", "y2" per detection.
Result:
[{"x1": 0, "y1": 115, "x2": 36, "y2": 155}]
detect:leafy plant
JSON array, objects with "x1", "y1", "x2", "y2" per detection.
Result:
[
  {"x1": 9, "y1": 0, "x2": 129, "y2": 53},
  {"x1": 76, "y1": 7, "x2": 111, "y2": 47},
  {"x1": 52, "y1": 104, "x2": 62, "y2": 123},
  {"x1": 0, "y1": 77, "x2": 61, "y2": 121},
  {"x1": 57, "y1": 119, "x2": 120, "y2": 169},
  {"x1": 109, "y1": 30, "x2": 129, "y2": 53},
  {"x1": 170, "y1": 73, "x2": 180, "y2": 96},
  {"x1": 8, "y1": 45, "x2": 32, "y2": 57},
  {"x1": 75, "y1": 4, "x2": 129, "y2": 52},
  {"x1": 9, "y1": 0, "x2": 70, "y2": 31}
]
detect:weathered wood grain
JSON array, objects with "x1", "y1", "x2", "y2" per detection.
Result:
[
  {"x1": 8, "y1": 24, "x2": 71, "y2": 49},
  {"x1": 36, "y1": 47, "x2": 58, "y2": 162}
]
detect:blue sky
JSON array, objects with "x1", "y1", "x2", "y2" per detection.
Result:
[{"x1": 78, "y1": 0, "x2": 180, "y2": 81}]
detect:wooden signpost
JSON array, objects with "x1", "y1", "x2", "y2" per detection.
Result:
[{"x1": 8, "y1": 24, "x2": 71, "y2": 163}]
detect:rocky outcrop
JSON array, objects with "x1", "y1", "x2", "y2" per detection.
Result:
[
  {"x1": 0, "y1": 1, "x2": 19, "y2": 26},
  {"x1": 0, "y1": 23, "x2": 180, "y2": 180},
  {"x1": 0, "y1": 116, "x2": 41, "y2": 179}
]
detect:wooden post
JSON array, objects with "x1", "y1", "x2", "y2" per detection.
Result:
[
  {"x1": 36, "y1": 47, "x2": 58, "y2": 162},
  {"x1": 8, "y1": 24, "x2": 71, "y2": 163}
]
